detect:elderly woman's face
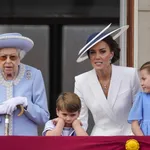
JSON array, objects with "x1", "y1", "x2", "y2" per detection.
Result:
[
  {"x1": 89, "y1": 41, "x2": 114, "y2": 70},
  {"x1": 0, "y1": 48, "x2": 20, "y2": 80}
]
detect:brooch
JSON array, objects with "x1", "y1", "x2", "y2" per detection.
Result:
[{"x1": 25, "y1": 70, "x2": 32, "y2": 80}]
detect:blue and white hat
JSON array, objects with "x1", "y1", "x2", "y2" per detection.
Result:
[
  {"x1": 76, "y1": 23, "x2": 129, "y2": 63},
  {"x1": 0, "y1": 33, "x2": 34, "y2": 52}
]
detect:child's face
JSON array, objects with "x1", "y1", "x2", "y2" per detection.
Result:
[
  {"x1": 56, "y1": 109, "x2": 80, "y2": 127},
  {"x1": 140, "y1": 69, "x2": 150, "y2": 93}
]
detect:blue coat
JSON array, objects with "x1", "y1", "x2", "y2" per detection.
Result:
[{"x1": 0, "y1": 63, "x2": 50, "y2": 135}]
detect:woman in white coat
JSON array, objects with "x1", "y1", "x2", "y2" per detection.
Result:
[{"x1": 74, "y1": 24, "x2": 141, "y2": 136}]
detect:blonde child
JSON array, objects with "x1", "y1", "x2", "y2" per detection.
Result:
[
  {"x1": 128, "y1": 61, "x2": 150, "y2": 136},
  {"x1": 43, "y1": 92, "x2": 88, "y2": 136}
]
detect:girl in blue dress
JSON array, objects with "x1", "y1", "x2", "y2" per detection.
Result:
[{"x1": 128, "y1": 61, "x2": 150, "y2": 136}]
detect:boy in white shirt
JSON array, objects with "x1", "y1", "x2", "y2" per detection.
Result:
[{"x1": 43, "y1": 92, "x2": 88, "y2": 136}]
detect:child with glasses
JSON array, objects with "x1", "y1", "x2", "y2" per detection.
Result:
[
  {"x1": 43, "y1": 92, "x2": 88, "y2": 136},
  {"x1": 128, "y1": 61, "x2": 150, "y2": 136}
]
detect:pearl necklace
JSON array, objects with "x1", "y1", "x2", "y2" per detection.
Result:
[
  {"x1": 99, "y1": 76, "x2": 111, "y2": 92},
  {"x1": 102, "y1": 84, "x2": 108, "y2": 91},
  {"x1": 96, "y1": 67, "x2": 112, "y2": 92},
  {"x1": 101, "y1": 81, "x2": 110, "y2": 91}
]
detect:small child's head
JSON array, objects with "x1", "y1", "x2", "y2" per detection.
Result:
[
  {"x1": 139, "y1": 61, "x2": 150, "y2": 93},
  {"x1": 56, "y1": 92, "x2": 81, "y2": 127}
]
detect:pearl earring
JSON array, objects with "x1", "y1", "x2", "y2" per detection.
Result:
[{"x1": 110, "y1": 56, "x2": 113, "y2": 63}]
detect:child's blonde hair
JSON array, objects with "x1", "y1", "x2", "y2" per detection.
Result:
[
  {"x1": 56, "y1": 92, "x2": 81, "y2": 113},
  {"x1": 140, "y1": 61, "x2": 150, "y2": 73}
]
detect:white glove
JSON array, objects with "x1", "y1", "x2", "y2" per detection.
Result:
[{"x1": 2, "y1": 97, "x2": 28, "y2": 115}]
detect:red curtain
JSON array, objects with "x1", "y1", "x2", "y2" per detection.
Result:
[{"x1": 1, "y1": 136, "x2": 150, "y2": 150}]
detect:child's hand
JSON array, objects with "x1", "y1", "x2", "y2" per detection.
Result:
[
  {"x1": 46, "y1": 117, "x2": 65, "y2": 136},
  {"x1": 72, "y1": 119, "x2": 82, "y2": 128},
  {"x1": 72, "y1": 119, "x2": 88, "y2": 136},
  {"x1": 52, "y1": 117, "x2": 65, "y2": 126}
]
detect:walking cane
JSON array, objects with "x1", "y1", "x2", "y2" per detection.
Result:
[
  {"x1": 5, "y1": 105, "x2": 24, "y2": 135},
  {"x1": 5, "y1": 114, "x2": 10, "y2": 135}
]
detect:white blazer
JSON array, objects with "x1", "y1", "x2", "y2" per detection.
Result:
[{"x1": 74, "y1": 65, "x2": 141, "y2": 136}]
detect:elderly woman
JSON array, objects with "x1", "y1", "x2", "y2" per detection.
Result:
[
  {"x1": 74, "y1": 24, "x2": 141, "y2": 136},
  {"x1": 0, "y1": 33, "x2": 49, "y2": 135}
]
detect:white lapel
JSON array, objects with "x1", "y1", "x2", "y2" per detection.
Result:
[
  {"x1": 108, "y1": 65, "x2": 123, "y2": 108},
  {"x1": 87, "y1": 68, "x2": 120, "y2": 125}
]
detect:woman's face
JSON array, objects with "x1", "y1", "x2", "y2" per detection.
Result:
[
  {"x1": 89, "y1": 41, "x2": 114, "y2": 71},
  {"x1": 140, "y1": 69, "x2": 150, "y2": 93},
  {"x1": 0, "y1": 48, "x2": 20, "y2": 80}
]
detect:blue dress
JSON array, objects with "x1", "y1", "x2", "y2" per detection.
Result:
[
  {"x1": 0, "y1": 63, "x2": 50, "y2": 135},
  {"x1": 128, "y1": 92, "x2": 150, "y2": 135}
]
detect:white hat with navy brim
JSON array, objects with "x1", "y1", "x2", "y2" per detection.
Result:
[{"x1": 76, "y1": 23, "x2": 129, "y2": 63}]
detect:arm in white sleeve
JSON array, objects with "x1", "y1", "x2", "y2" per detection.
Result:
[
  {"x1": 131, "y1": 69, "x2": 141, "y2": 102},
  {"x1": 74, "y1": 78, "x2": 88, "y2": 131}
]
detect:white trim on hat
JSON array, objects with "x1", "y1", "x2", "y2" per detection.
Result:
[
  {"x1": 0, "y1": 35, "x2": 34, "y2": 45},
  {"x1": 0, "y1": 33, "x2": 34, "y2": 52},
  {"x1": 78, "y1": 23, "x2": 112, "y2": 55},
  {"x1": 76, "y1": 24, "x2": 129, "y2": 63}
]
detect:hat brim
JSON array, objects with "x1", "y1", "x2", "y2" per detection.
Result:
[
  {"x1": 76, "y1": 24, "x2": 129, "y2": 63},
  {"x1": 0, "y1": 36, "x2": 34, "y2": 52}
]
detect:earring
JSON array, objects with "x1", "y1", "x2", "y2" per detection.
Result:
[{"x1": 110, "y1": 56, "x2": 113, "y2": 64}]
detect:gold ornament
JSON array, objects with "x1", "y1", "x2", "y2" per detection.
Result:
[{"x1": 125, "y1": 139, "x2": 140, "y2": 150}]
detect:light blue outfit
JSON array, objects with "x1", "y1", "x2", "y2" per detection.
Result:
[
  {"x1": 128, "y1": 92, "x2": 150, "y2": 135},
  {"x1": 43, "y1": 120, "x2": 76, "y2": 136},
  {"x1": 0, "y1": 63, "x2": 50, "y2": 135}
]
